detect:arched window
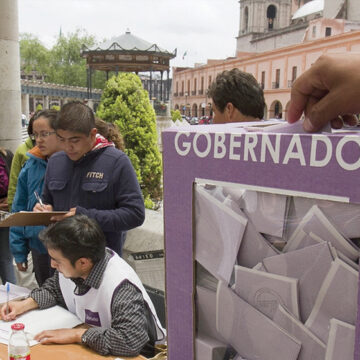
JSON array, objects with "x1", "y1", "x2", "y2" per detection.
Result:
[
  {"x1": 244, "y1": 7, "x2": 249, "y2": 32},
  {"x1": 267, "y1": 5, "x2": 276, "y2": 30}
]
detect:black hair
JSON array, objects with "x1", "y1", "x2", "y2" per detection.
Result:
[
  {"x1": 55, "y1": 101, "x2": 95, "y2": 135},
  {"x1": 38, "y1": 215, "x2": 106, "y2": 266},
  {"x1": 33, "y1": 109, "x2": 58, "y2": 129},
  {"x1": 207, "y1": 68, "x2": 265, "y2": 119}
]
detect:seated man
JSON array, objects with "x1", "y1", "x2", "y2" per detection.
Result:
[
  {"x1": 1, "y1": 215, "x2": 165, "y2": 357},
  {"x1": 207, "y1": 68, "x2": 265, "y2": 124}
]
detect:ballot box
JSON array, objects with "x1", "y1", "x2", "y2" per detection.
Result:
[{"x1": 162, "y1": 121, "x2": 360, "y2": 360}]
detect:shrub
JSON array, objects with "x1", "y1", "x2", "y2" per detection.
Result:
[
  {"x1": 171, "y1": 109, "x2": 181, "y2": 122},
  {"x1": 96, "y1": 73, "x2": 162, "y2": 209}
]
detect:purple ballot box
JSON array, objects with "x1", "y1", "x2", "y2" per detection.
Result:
[{"x1": 162, "y1": 122, "x2": 360, "y2": 360}]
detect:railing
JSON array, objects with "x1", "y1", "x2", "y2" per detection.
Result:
[
  {"x1": 191, "y1": 90, "x2": 196, "y2": 95},
  {"x1": 174, "y1": 92, "x2": 178, "y2": 97},
  {"x1": 272, "y1": 82, "x2": 280, "y2": 89},
  {"x1": 198, "y1": 89, "x2": 204, "y2": 95},
  {"x1": 288, "y1": 80, "x2": 294, "y2": 88}
]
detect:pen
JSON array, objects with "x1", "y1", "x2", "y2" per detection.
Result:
[
  {"x1": 6, "y1": 282, "x2": 9, "y2": 315},
  {"x1": 34, "y1": 191, "x2": 44, "y2": 208}
]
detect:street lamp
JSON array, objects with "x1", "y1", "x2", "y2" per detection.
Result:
[{"x1": 184, "y1": 92, "x2": 188, "y2": 116}]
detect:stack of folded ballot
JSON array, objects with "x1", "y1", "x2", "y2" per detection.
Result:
[{"x1": 194, "y1": 183, "x2": 359, "y2": 360}]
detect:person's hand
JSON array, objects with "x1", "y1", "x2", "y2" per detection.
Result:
[
  {"x1": 16, "y1": 262, "x2": 28, "y2": 272},
  {"x1": 34, "y1": 328, "x2": 85, "y2": 344},
  {"x1": 0, "y1": 197, "x2": 8, "y2": 211},
  {"x1": 0, "y1": 298, "x2": 38, "y2": 321},
  {"x1": 50, "y1": 207, "x2": 76, "y2": 222},
  {"x1": 288, "y1": 53, "x2": 360, "y2": 132},
  {"x1": 33, "y1": 203, "x2": 53, "y2": 212}
]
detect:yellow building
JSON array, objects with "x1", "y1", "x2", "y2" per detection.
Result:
[{"x1": 172, "y1": 0, "x2": 360, "y2": 120}]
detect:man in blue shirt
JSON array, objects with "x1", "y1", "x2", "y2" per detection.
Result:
[{"x1": 34, "y1": 101, "x2": 145, "y2": 255}]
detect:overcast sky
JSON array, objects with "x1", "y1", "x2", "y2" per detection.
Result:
[{"x1": 18, "y1": 0, "x2": 239, "y2": 68}]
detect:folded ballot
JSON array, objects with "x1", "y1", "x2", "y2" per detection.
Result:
[
  {"x1": 284, "y1": 205, "x2": 359, "y2": 260},
  {"x1": 236, "y1": 214, "x2": 280, "y2": 268},
  {"x1": 287, "y1": 197, "x2": 360, "y2": 239},
  {"x1": 195, "y1": 185, "x2": 247, "y2": 283},
  {"x1": 233, "y1": 265, "x2": 299, "y2": 320},
  {"x1": 196, "y1": 285, "x2": 226, "y2": 343},
  {"x1": 305, "y1": 258, "x2": 358, "y2": 343},
  {"x1": 195, "y1": 334, "x2": 227, "y2": 360},
  {"x1": 220, "y1": 196, "x2": 279, "y2": 268},
  {"x1": 325, "y1": 319, "x2": 355, "y2": 360},
  {"x1": 216, "y1": 281, "x2": 301, "y2": 360},
  {"x1": 263, "y1": 242, "x2": 335, "y2": 322},
  {"x1": 273, "y1": 304, "x2": 326, "y2": 360},
  {"x1": 222, "y1": 187, "x2": 289, "y2": 238}
]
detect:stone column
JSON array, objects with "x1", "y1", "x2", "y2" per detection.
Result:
[
  {"x1": 21, "y1": 93, "x2": 30, "y2": 120},
  {"x1": 0, "y1": 0, "x2": 21, "y2": 151},
  {"x1": 44, "y1": 95, "x2": 49, "y2": 109}
]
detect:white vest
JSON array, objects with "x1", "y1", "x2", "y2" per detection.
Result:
[{"x1": 59, "y1": 249, "x2": 165, "y2": 340}]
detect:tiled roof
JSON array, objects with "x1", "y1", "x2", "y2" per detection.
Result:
[{"x1": 84, "y1": 30, "x2": 174, "y2": 55}]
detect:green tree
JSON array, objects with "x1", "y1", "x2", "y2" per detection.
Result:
[
  {"x1": 96, "y1": 73, "x2": 162, "y2": 209},
  {"x1": 46, "y1": 29, "x2": 95, "y2": 87},
  {"x1": 20, "y1": 33, "x2": 50, "y2": 76},
  {"x1": 20, "y1": 29, "x2": 107, "y2": 89},
  {"x1": 171, "y1": 109, "x2": 181, "y2": 122}
]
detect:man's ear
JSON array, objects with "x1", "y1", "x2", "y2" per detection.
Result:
[
  {"x1": 90, "y1": 127, "x2": 97, "y2": 141},
  {"x1": 76, "y1": 257, "x2": 92, "y2": 270},
  {"x1": 225, "y1": 102, "x2": 236, "y2": 121}
]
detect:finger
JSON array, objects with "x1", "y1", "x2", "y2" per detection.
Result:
[
  {"x1": 34, "y1": 331, "x2": 47, "y2": 341},
  {"x1": 342, "y1": 113, "x2": 359, "y2": 127},
  {"x1": 0, "y1": 306, "x2": 6, "y2": 319},
  {"x1": 287, "y1": 86, "x2": 308, "y2": 123},
  {"x1": 3, "y1": 310, "x2": 17, "y2": 321},
  {"x1": 330, "y1": 116, "x2": 344, "y2": 129},
  {"x1": 50, "y1": 216, "x2": 63, "y2": 222},
  {"x1": 287, "y1": 66, "x2": 322, "y2": 123},
  {"x1": 304, "y1": 88, "x2": 346, "y2": 132},
  {"x1": 39, "y1": 337, "x2": 52, "y2": 344}
]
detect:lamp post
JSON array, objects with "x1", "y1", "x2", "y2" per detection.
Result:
[{"x1": 185, "y1": 92, "x2": 188, "y2": 117}]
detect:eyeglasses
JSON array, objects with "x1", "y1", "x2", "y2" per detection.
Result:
[{"x1": 30, "y1": 131, "x2": 56, "y2": 140}]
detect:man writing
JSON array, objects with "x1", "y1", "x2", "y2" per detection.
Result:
[
  {"x1": 33, "y1": 101, "x2": 145, "y2": 255},
  {"x1": 1, "y1": 215, "x2": 165, "y2": 357}
]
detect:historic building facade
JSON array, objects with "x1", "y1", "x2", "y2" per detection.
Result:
[{"x1": 172, "y1": 0, "x2": 360, "y2": 120}]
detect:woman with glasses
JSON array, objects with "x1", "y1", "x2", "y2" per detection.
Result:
[
  {"x1": 7, "y1": 114, "x2": 36, "y2": 211},
  {"x1": 10, "y1": 110, "x2": 61, "y2": 286}
]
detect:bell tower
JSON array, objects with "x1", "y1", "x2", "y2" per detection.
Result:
[{"x1": 239, "y1": 0, "x2": 293, "y2": 35}]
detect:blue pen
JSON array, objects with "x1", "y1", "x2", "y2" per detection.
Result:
[{"x1": 6, "y1": 282, "x2": 10, "y2": 315}]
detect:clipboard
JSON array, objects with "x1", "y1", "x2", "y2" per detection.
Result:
[{"x1": 0, "y1": 211, "x2": 67, "y2": 227}]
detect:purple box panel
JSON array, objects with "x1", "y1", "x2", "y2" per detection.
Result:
[{"x1": 162, "y1": 125, "x2": 360, "y2": 360}]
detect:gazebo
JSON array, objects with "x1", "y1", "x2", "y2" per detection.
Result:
[{"x1": 81, "y1": 30, "x2": 176, "y2": 101}]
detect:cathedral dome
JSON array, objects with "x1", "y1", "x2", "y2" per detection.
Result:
[{"x1": 292, "y1": 0, "x2": 324, "y2": 20}]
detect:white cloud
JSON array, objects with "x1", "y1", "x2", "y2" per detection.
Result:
[{"x1": 18, "y1": 0, "x2": 239, "y2": 68}]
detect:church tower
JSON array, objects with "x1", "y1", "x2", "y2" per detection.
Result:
[{"x1": 239, "y1": 0, "x2": 293, "y2": 35}]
